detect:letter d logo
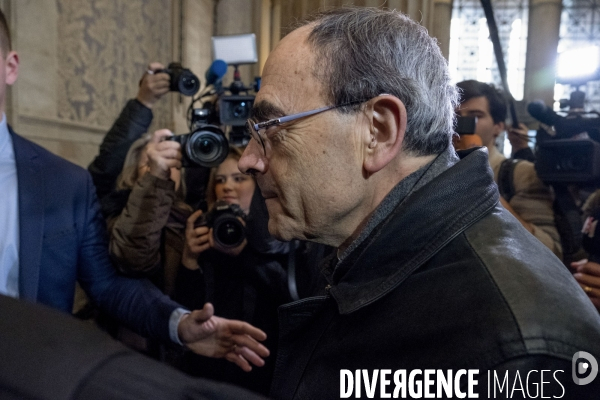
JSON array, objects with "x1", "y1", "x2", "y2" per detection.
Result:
[{"x1": 572, "y1": 351, "x2": 598, "y2": 385}]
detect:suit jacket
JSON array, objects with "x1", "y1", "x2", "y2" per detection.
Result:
[
  {"x1": 11, "y1": 127, "x2": 179, "y2": 343},
  {"x1": 0, "y1": 294, "x2": 266, "y2": 400}
]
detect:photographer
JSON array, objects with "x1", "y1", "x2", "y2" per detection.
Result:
[
  {"x1": 173, "y1": 146, "x2": 293, "y2": 396},
  {"x1": 88, "y1": 62, "x2": 169, "y2": 203},
  {"x1": 456, "y1": 80, "x2": 563, "y2": 259},
  {"x1": 107, "y1": 129, "x2": 190, "y2": 297},
  {"x1": 88, "y1": 62, "x2": 209, "y2": 209}
]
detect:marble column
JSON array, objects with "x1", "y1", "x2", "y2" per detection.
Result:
[
  {"x1": 430, "y1": 0, "x2": 452, "y2": 60},
  {"x1": 524, "y1": 0, "x2": 562, "y2": 105}
]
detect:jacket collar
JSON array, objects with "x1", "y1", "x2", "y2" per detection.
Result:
[
  {"x1": 10, "y1": 127, "x2": 44, "y2": 301},
  {"x1": 322, "y1": 146, "x2": 499, "y2": 314}
]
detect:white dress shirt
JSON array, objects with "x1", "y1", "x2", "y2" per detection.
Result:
[{"x1": 0, "y1": 114, "x2": 19, "y2": 297}]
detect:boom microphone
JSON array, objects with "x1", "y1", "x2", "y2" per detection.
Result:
[
  {"x1": 528, "y1": 100, "x2": 600, "y2": 138},
  {"x1": 527, "y1": 101, "x2": 561, "y2": 126},
  {"x1": 205, "y1": 59, "x2": 228, "y2": 86}
]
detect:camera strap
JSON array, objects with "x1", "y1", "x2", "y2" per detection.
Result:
[{"x1": 498, "y1": 158, "x2": 521, "y2": 202}]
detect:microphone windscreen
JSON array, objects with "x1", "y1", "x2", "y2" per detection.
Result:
[
  {"x1": 527, "y1": 100, "x2": 560, "y2": 126},
  {"x1": 205, "y1": 59, "x2": 228, "y2": 86}
]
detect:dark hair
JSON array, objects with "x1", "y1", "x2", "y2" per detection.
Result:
[
  {"x1": 0, "y1": 9, "x2": 11, "y2": 56},
  {"x1": 301, "y1": 7, "x2": 458, "y2": 157},
  {"x1": 456, "y1": 80, "x2": 507, "y2": 124}
]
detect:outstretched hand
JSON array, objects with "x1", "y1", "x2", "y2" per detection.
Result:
[{"x1": 177, "y1": 303, "x2": 270, "y2": 372}]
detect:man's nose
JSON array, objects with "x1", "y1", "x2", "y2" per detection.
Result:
[{"x1": 238, "y1": 139, "x2": 267, "y2": 176}]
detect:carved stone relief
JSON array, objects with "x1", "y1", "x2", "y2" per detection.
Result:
[{"x1": 56, "y1": 0, "x2": 171, "y2": 130}]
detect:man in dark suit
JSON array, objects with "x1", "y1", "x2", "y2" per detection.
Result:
[
  {"x1": 0, "y1": 9, "x2": 268, "y2": 371},
  {"x1": 0, "y1": 294, "x2": 268, "y2": 400}
]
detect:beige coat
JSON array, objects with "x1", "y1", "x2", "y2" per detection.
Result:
[
  {"x1": 489, "y1": 146, "x2": 563, "y2": 259},
  {"x1": 109, "y1": 173, "x2": 191, "y2": 296}
]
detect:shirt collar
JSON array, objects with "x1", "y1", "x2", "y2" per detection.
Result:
[{"x1": 0, "y1": 114, "x2": 10, "y2": 155}]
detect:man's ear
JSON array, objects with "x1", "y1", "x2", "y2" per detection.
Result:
[
  {"x1": 4, "y1": 51, "x2": 18, "y2": 86},
  {"x1": 363, "y1": 94, "x2": 406, "y2": 174}
]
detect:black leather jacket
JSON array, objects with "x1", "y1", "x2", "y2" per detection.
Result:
[{"x1": 271, "y1": 147, "x2": 600, "y2": 399}]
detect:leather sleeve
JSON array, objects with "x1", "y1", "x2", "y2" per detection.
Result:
[{"x1": 109, "y1": 173, "x2": 176, "y2": 277}]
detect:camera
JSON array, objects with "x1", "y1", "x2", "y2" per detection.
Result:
[
  {"x1": 159, "y1": 62, "x2": 200, "y2": 96},
  {"x1": 452, "y1": 116, "x2": 482, "y2": 150},
  {"x1": 528, "y1": 90, "x2": 600, "y2": 184},
  {"x1": 220, "y1": 95, "x2": 254, "y2": 126},
  {"x1": 196, "y1": 200, "x2": 247, "y2": 248},
  {"x1": 168, "y1": 109, "x2": 229, "y2": 168}
]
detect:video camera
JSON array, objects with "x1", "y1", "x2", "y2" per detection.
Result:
[
  {"x1": 528, "y1": 46, "x2": 600, "y2": 185},
  {"x1": 528, "y1": 90, "x2": 600, "y2": 185},
  {"x1": 186, "y1": 33, "x2": 260, "y2": 148},
  {"x1": 165, "y1": 34, "x2": 260, "y2": 167}
]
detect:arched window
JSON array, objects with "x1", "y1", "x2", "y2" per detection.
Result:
[
  {"x1": 449, "y1": 0, "x2": 529, "y2": 100},
  {"x1": 555, "y1": 0, "x2": 600, "y2": 112}
]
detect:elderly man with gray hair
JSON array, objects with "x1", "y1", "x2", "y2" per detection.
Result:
[{"x1": 238, "y1": 7, "x2": 600, "y2": 399}]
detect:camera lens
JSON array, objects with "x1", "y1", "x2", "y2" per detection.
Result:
[
  {"x1": 185, "y1": 129, "x2": 229, "y2": 168},
  {"x1": 213, "y1": 216, "x2": 245, "y2": 248},
  {"x1": 180, "y1": 75, "x2": 199, "y2": 94},
  {"x1": 233, "y1": 102, "x2": 250, "y2": 119},
  {"x1": 177, "y1": 71, "x2": 200, "y2": 96}
]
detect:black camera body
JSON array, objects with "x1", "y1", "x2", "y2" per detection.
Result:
[
  {"x1": 535, "y1": 138, "x2": 600, "y2": 184},
  {"x1": 168, "y1": 124, "x2": 228, "y2": 168},
  {"x1": 219, "y1": 95, "x2": 254, "y2": 127},
  {"x1": 196, "y1": 200, "x2": 247, "y2": 248},
  {"x1": 529, "y1": 91, "x2": 600, "y2": 185},
  {"x1": 160, "y1": 62, "x2": 200, "y2": 96}
]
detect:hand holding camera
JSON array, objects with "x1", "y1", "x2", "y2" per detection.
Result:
[
  {"x1": 181, "y1": 202, "x2": 248, "y2": 269},
  {"x1": 507, "y1": 122, "x2": 530, "y2": 153},
  {"x1": 137, "y1": 62, "x2": 170, "y2": 109},
  {"x1": 146, "y1": 129, "x2": 182, "y2": 181}
]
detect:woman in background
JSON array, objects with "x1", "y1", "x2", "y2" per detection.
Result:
[
  {"x1": 174, "y1": 146, "x2": 292, "y2": 396},
  {"x1": 107, "y1": 129, "x2": 191, "y2": 297}
]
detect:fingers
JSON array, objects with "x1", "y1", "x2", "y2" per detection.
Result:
[
  {"x1": 147, "y1": 62, "x2": 165, "y2": 72},
  {"x1": 151, "y1": 145, "x2": 182, "y2": 160},
  {"x1": 227, "y1": 319, "x2": 268, "y2": 344},
  {"x1": 235, "y1": 344, "x2": 267, "y2": 367},
  {"x1": 187, "y1": 209, "x2": 204, "y2": 230},
  {"x1": 578, "y1": 282, "x2": 600, "y2": 298},
  {"x1": 151, "y1": 129, "x2": 173, "y2": 143},
  {"x1": 224, "y1": 350, "x2": 253, "y2": 372},
  {"x1": 573, "y1": 274, "x2": 600, "y2": 297},
  {"x1": 187, "y1": 238, "x2": 210, "y2": 255},
  {"x1": 147, "y1": 135, "x2": 182, "y2": 175},
  {"x1": 191, "y1": 303, "x2": 215, "y2": 324},
  {"x1": 579, "y1": 261, "x2": 600, "y2": 277},
  {"x1": 571, "y1": 258, "x2": 589, "y2": 270},
  {"x1": 186, "y1": 210, "x2": 210, "y2": 252}
]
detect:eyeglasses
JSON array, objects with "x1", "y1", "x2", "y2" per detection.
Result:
[{"x1": 245, "y1": 100, "x2": 364, "y2": 155}]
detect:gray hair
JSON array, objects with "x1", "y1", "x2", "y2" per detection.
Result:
[{"x1": 303, "y1": 7, "x2": 458, "y2": 156}]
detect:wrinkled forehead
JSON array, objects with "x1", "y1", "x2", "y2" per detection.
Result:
[{"x1": 254, "y1": 25, "x2": 325, "y2": 118}]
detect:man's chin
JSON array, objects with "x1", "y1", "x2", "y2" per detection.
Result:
[{"x1": 265, "y1": 203, "x2": 301, "y2": 241}]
